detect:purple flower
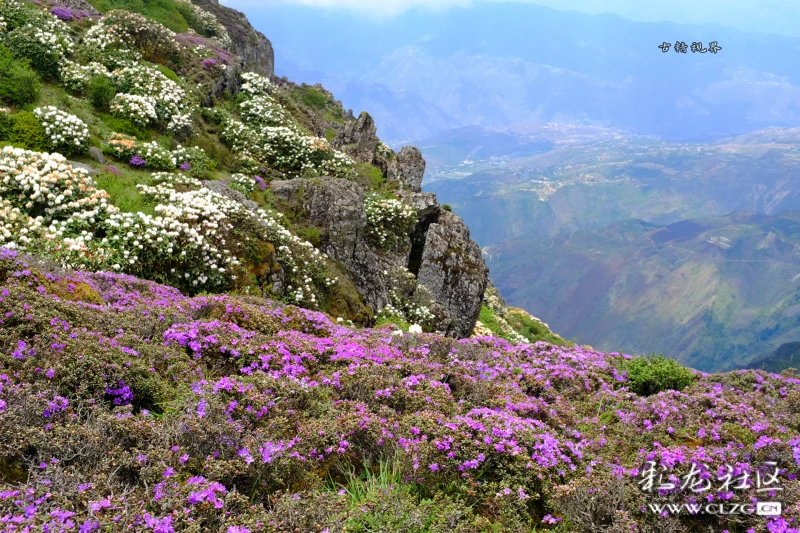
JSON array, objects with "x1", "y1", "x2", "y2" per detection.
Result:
[
  {"x1": 201, "y1": 58, "x2": 218, "y2": 70},
  {"x1": 130, "y1": 155, "x2": 147, "y2": 167},
  {"x1": 105, "y1": 380, "x2": 133, "y2": 406},
  {"x1": 180, "y1": 162, "x2": 192, "y2": 171},
  {"x1": 254, "y1": 175, "x2": 267, "y2": 191},
  {"x1": 104, "y1": 165, "x2": 121, "y2": 175},
  {"x1": 50, "y1": 5, "x2": 74, "y2": 21}
]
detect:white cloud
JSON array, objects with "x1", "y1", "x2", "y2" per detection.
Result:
[{"x1": 223, "y1": 0, "x2": 471, "y2": 17}]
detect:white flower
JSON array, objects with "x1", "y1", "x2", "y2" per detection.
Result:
[{"x1": 408, "y1": 324, "x2": 423, "y2": 334}]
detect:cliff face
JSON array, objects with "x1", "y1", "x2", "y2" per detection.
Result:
[
  {"x1": 192, "y1": 0, "x2": 274, "y2": 77},
  {"x1": 271, "y1": 111, "x2": 489, "y2": 337}
]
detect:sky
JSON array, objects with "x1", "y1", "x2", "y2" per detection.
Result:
[{"x1": 224, "y1": 0, "x2": 800, "y2": 37}]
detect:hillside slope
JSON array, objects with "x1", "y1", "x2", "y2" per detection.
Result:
[
  {"x1": 0, "y1": 1, "x2": 797, "y2": 532},
  {"x1": 0, "y1": 0, "x2": 556, "y2": 342},
  {"x1": 489, "y1": 212, "x2": 800, "y2": 371}
]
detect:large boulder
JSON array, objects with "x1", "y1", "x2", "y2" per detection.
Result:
[
  {"x1": 388, "y1": 146, "x2": 426, "y2": 192},
  {"x1": 202, "y1": 180, "x2": 258, "y2": 212},
  {"x1": 192, "y1": 0, "x2": 274, "y2": 77},
  {"x1": 270, "y1": 177, "x2": 388, "y2": 312},
  {"x1": 416, "y1": 211, "x2": 489, "y2": 338}
]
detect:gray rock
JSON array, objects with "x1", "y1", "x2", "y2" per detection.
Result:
[
  {"x1": 271, "y1": 177, "x2": 388, "y2": 311},
  {"x1": 191, "y1": 0, "x2": 274, "y2": 77},
  {"x1": 388, "y1": 146, "x2": 426, "y2": 192},
  {"x1": 57, "y1": 0, "x2": 100, "y2": 17},
  {"x1": 331, "y1": 112, "x2": 379, "y2": 164},
  {"x1": 416, "y1": 211, "x2": 488, "y2": 338},
  {"x1": 88, "y1": 147, "x2": 105, "y2": 164},
  {"x1": 68, "y1": 161, "x2": 98, "y2": 176},
  {"x1": 202, "y1": 180, "x2": 258, "y2": 211}
]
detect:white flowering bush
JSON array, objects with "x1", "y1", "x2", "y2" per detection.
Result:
[
  {"x1": 33, "y1": 107, "x2": 90, "y2": 154},
  {"x1": 137, "y1": 141, "x2": 176, "y2": 170},
  {"x1": 239, "y1": 94, "x2": 288, "y2": 128},
  {"x1": 5, "y1": 15, "x2": 74, "y2": 78},
  {"x1": 83, "y1": 11, "x2": 180, "y2": 68},
  {"x1": 0, "y1": 147, "x2": 117, "y2": 265},
  {"x1": 81, "y1": 19, "x2": 141, "y2": 69},
  {"x1": 0, "y1": 15, "x2": 6, "y2": 33},
  {"x1": 112, "y1": 64, "x2": 189, "y2": 121},
  {"x1": 240, "y1": 72, "x2": 272, "y2": 97},
  {"x1": 166, "y1": 113, "x2": 193, "y2": 136},
  {"x1": 59, "y1": 60, "x2": 111, "y2": 93},
  {"x1": 175, "y1": 0, "x2": 232, "y2": 48},
  {"x1": 364, "y1": 193, "x2": 416, "y2": 249},
  {"x1": 225, "y1": 76, "x2": 357, "y2": 180},
  {"x1": 172, "y1": 145, "x2": 209, "y2": 174},
  {"x1": 0, "y1": 147, "x2": 333, "y2": 304},
  {"x1": 110, "y1": 93, "x2": 158, "y2": 125},
  {"x1": 228, "y1": 173, "x2": 255, "y2": 196}
]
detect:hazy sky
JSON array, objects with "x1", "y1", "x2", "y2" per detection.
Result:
[{"x1": 225, "y1": 0, "x2": 800, "y2": 36}]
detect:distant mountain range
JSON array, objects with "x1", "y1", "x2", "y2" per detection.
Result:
[
  {"x1": 423, "y1": 127, "x2": 800, "y2": 371},
  {"x1": 486, "y1": 212, "x2": 800, "y2": 372},
  {"x1": 248, "y1": 2, "x2": 800, "y2": 144}
]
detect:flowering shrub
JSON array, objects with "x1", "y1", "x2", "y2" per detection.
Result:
[
  {"x1": 240, "y1": 71, "x2": 272, "y2": 96},
  {"x1": 135, "y1": 141, "x2": 175, "y2": 170},
  {"x1": 0, "y1": 249, "x2": 797, "y2": 532},
  {"x1": 364, "y1": 193, "x2": 416, "y2": 249},
  {"x1": 112, "y1": 64, "x2": 190, "y2": 122},
  {"x1": 110, "y1": 93, "x2": 158, "y2": 125},
  {"x1": 223, "y1": 76, "x2": 356, "y2": 180},
  {"x1": 83, "y1": 10, "x2": 180, "y2": 67},
  {"x1": 32, "y1": 106, "x2": 90, "y2": 154},
  {"x1": 59, "y1": 60, "x2": 110, "y2": 93},
  {"x1": 238, "y1": 94, "x2": 288, "y2": 128},
  {"x1": 166, "y1": 112, "x2": 192, "y2": 136},
  {"x1": 106, "y1": 132, "x2": 138, "y2": 158},
  {"x1": 5, "y1": 14, "x2": 74, "y2": 78},
  {"x1": 227, "y1": 173, "x2": 255, "y2": 196},
  {"x1": 0, "y1": 147, "x2": 332, "y2": 303},
  {"x1": 171, "y1": 144, "x2": 209, "y2": 175}
]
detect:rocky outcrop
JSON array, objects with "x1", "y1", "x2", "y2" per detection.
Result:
[
  {"x1": 331, "y1": 112, "x2": 379, "y2": 164},
  {"x1": 388, "y1": 146, "x2": 425, "y2": 192},
  {"x1": 192, "y1": 0, "x2": 274, "y2": 77},
  {"x1": 270, "y1": 177, "x2": 388, "y2": 312},
  {"x1": 57, "y1": 0, "x2": 100, "y2": 17},
  {"x1": 416, "y1": 211, "x2": 489, "y2": 338},
  {"x1": 203, "y1": 180, "x2": 258, "y2": 211}
]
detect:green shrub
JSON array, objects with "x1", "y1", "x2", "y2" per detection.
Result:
[
  {"x1": 99, "y1": 113, "x2": 150, "y2": 140},
  {"x1": 0, "y1": 110, "x2": 48, "y2": 150},
  {"x1": 619, "y1": 354, "x2": 698, "y2": 396},
  {"x1": 442, "y1": 204, "x2": 453, "y2": 212},
  {"x1": 5, "y1": 24, "x2": 68, "y2": 80},
  {"x1": 156, "y1": 64, "x2": 180, "y2": 82},
  {"x1": 88, "y1": 75, "x2": 117, "y2": 111},
  {"x1": 299, "y1": 86, "x2": 328, "y2": 109},
  {"x1": 0, "y1": 44, "x2": 40, "y2": 107},
  {"x1": 87, "y1": 0, "x2": 190, "y2": 33}
]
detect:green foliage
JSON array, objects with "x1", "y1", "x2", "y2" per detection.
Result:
[
  {"x1": 99, "y1": 112, "x2": 150, "y2": 140},
  {"x1": 298, "y1": 86, "x2": 328, "y2": 109},
  {"x1": 92, "y1": 168, "x2": 155, "y2": 215},
  {"x1": 156, "y1": 64, "x2": 180, "y2": 83},
  {"x1": 0, "y1": 44, "x2": 40, "y2": 107},
  {"x1": 442, "y1": 204, "x2": 453, "y2": 212},
  {"x1": 355, "y1": 162, "x2": 386, "y2": 190},
  {"x1": 86, "y1": 0, "x2": 191, "y2": 33},
  {"x1": 506, "y1": 309, "x2": 569, "y2": 346},
  {"x1": 619, "y1": 354, "x2": 698, "y2": 396},
  {"x1": 5, "y1": 26, "x2": 64, "y2": 80},
  {"x1": 0, "y1": 110, "x2": 47, "y2": 151},
  {"x1": 88, "y1": 75, "x2": 117, "y2": 112}
]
